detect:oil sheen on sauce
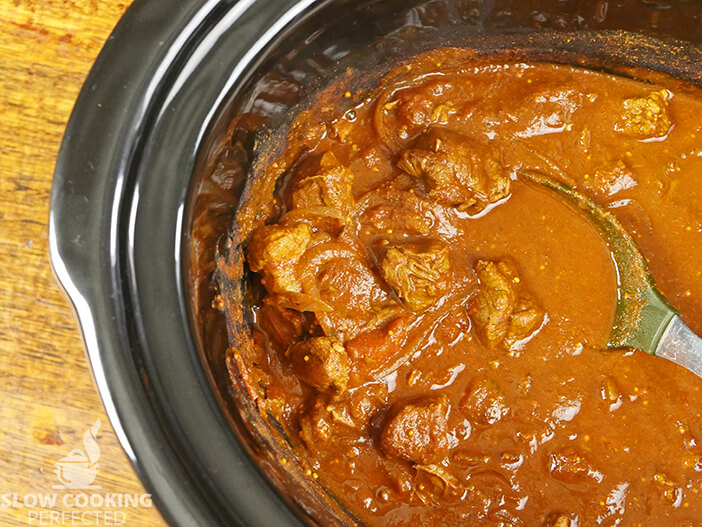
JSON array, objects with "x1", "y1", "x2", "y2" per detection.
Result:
[{"x1": 232, "y1": 50, "x2": 702, "y2": 526}]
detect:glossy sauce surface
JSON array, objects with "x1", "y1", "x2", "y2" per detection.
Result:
[{"x1": 232, "y1": 50, "x2": 702, "y2": 526}]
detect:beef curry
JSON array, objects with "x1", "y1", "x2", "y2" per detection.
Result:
[{"x1": 221, "y1": 49, "x2": 702, "y2": 526}]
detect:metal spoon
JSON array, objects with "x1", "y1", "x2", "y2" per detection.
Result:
[{"x1": 522, "y1": 171, "x2": 702, "y2": 377}]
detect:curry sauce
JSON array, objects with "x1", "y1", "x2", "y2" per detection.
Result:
[{"x1": 228, "y1": 50, "x2": 702, "y2": 526}]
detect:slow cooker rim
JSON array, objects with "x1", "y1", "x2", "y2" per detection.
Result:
[
  {"x1": 49, "y1": 0, "x2": 702, "y2": 525},
  {"x1": 49, "y1": 0, "x2": 321, "y2": 525}
]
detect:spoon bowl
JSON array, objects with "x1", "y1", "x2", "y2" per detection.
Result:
[{"x1": 522, "y1": 170, "x2": 702, "y2": 376}]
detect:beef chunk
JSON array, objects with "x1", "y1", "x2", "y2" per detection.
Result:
[
  {"x1": 505, "y1": 296, "x2": 545, "y2": 350},
  {"x1": 298, "y1": 384, "x2": 387, "y2": 451},
  {"x1": 397, "y1": 129, "x2": 510, "y2": 212},
  {"x1": 247, "y1": 223, "x2": 312, "y2": 294},
  {"x1": 324, "y1": 383, "x2": 388, "y2": 430},
  {"x1": 289, "y1": 336, "x2": 350, "y2": 394},
  {"x1": 584, "y1": 160, "x2": 637, "y2": 198},
  {"x1": 461, "y1": 376, "x2": 509, "y2": 425},
  {"x1": 614, "y1": 89, "x2": 672, "y2": 139},
  {"x1": 380, "y1": 240, "x2": 450, "y2": 311},
  {"x1": 298, "y1": 397, "x2": 333, "y2": 450},
  {"x1": 548, "y1": 448, "x2": 603, "y2": 486},
  {"x1": 298, "y1": 242, "x2": 395, "y2": 340},
  {"x1": 380, "y1": 396, "x2": 451, "y2": 464},
  {"x1": 292, "y1": 151, "x2": 355, "y2": 215},
  {"x1": 392, "y1": 80, "x2": 456, "y2": 130},
  {"x1": 513, "y1": 84, "x2": 582, "y2": 138},
  {"x1": 471, "y1": 260, "x2": 516, "y2": 346},
  {"x1": 470, "y1": 259, "x2": 545, "y2": 350}
]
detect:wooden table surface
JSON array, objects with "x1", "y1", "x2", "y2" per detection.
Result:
[{"x1": 0, "y1": 1, "x2": 165, "y2": 525}]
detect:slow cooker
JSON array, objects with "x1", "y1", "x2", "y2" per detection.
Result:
[{"x1": 50, "y1": 1, "x2": 702, "y2": 525}]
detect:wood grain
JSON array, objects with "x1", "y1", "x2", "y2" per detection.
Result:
[{"x1": 0, "y1": 1, "x2": 165, "y2": 525}]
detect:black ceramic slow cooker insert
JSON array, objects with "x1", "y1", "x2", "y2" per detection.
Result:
[{"x1": 50, "y1": 1, "x2": 702, "y2": 525}]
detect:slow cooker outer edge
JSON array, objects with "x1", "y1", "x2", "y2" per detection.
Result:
[{"x1": 49, "y1": 0, "x2": 318, "y2": 525}]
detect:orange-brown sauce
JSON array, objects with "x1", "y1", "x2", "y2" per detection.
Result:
[{"x1": 231, "y1": 50, "x2": 702, "y2": 526}]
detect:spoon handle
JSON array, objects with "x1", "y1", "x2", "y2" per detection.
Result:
[{"x1": 656, "y1": 316, "x2": 702, "y2": 378}]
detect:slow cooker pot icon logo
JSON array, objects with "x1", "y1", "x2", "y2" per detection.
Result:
[{"x1": 52, "y1": 419, "x2": 101, "y2": 489}]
